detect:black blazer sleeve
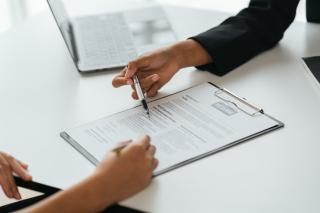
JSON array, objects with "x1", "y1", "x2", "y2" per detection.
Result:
[{"x1": 191, "y1": 0, "x2": 300, "y2": 76}]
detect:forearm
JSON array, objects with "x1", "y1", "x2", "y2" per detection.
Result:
[
  {"x1": 189, "y1": 0, "x2": 300, "y2": 75},
  {"x1": 23, "y1": 174, "x2": 115, "y2": 213},
  {"x1": 170, "y1": 39, "x2": 212, "y2": 69}
]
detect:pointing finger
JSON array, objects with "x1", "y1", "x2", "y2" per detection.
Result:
[
  {"x1": 125, "y1": 56, "x2": 151, "y2": 78},
  {"x1": 112, "y1": 69, "x2": 128, "y2": 88},
  {"x1": 8, "y1": 157, "x2": 32, "y2": 181},
  {"x1": 112, "y1": 77, "x2": 130, "y2": 88},
  {"x1": 18, "y1": 160, "x2": 29, "y2": 170}
]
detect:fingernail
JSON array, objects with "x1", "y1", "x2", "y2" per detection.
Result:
[
  {"x1": 141, "y1": 134, "x2": 150, "y2": 141},
  {"x1": 15, "y1": 192, "x2": 21, "y2": 200},
  {"x1": 152, "y1": 75, "x2": 159, "y2": 82},
  {"x1": 25, "y1": 174, "x2": 32, "y2": 180}
]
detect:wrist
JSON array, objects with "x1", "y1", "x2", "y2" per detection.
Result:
[
  {"x1": 169, "y1": 42, "x2": 185, "y2": 70},
  {"x1": 83, "y1": 172, "x2": 117, "y2": 211},
  {"x1": 169, "y1": 39, "x2": 212, "y2": 69}
]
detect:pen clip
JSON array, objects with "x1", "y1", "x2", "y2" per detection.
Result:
[
  {"x1": 133, "y1": 75, "x2": 146, "y2": 100},
  {"x1": 214, "y1": 88, "x2": 264, "y2": 117}
]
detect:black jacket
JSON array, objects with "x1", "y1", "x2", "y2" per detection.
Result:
[{"x1": 192, "y1": 0, "x2": 320, "y2": 76}]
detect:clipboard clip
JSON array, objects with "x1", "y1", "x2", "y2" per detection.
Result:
[{"x1": 214, "y1": 88, "x2": 264, "y2": 116}]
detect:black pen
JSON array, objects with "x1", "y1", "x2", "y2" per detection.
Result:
[{"x1": 133, "y1": 75, "x2": 150, "y2": 117}]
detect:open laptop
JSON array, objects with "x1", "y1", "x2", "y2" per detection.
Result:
[{"x1": 47, "y1": 0, "x2": 176, "y2": 72}]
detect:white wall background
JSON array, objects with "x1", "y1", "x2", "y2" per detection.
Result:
[{"x1": 0, "y1": 0, "x2": 307, "y2": 33}]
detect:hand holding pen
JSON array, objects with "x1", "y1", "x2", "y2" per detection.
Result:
[
  {"x1": 113, "y1": 65, "x2": 153, "y2": 117},
  {"x1": 112, "y1": 55, "x2": 165, "y2": 99}
]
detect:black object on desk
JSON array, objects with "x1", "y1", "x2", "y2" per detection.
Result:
[
  {"x1": 0, "y1": 177, "x2": 59, "y2": 212},
  {"x1": 303, "y1": 56, "x2": 320, "y2": 83},
  {"x1": 0, "y1": 177, "x2": 143, "y2": 213}
]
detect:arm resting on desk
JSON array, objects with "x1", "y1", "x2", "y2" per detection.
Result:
[
  {"x1": 112, "y1": 0, "x2": 303, "y2": 98},
  {"x1": 21, "y1": 136, "x2": 158, "y2": 213},
  {"x1": 191, "y1": 0, "x2": 300, "y2": 75}
]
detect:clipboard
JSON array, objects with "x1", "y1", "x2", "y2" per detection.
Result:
[
  {"x1": 0, "y1": 177, "x2": 141, "y2": 212},
  {"x1": 0, "y1": 177, "x2": 60, "y2": 211},
  {"x1": 61, "y1": 82, "x2": 284, "y2": 177},
  {"x1": 151, "y1": 82, "x2": 284, "y2": 176}
]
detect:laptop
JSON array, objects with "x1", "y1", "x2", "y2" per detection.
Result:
[{"x1": 47, "y1": 0, "x2": 176, "y2": 72}]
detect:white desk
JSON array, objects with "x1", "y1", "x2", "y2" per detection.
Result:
[{"x1": 1, "y1": 4, "x2": 320, "y2": 213}]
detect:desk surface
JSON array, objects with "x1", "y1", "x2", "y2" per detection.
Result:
[{"x1": 1, "y1": 4, "x2": 320, "y2": 213}]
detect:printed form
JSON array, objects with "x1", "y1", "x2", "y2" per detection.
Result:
[{"x1": 61, "y1": 83, "x2": 282, "y2": 175}]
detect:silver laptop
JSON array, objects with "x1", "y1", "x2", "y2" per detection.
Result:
[{"x1": 47, "y1": 0, "x2": 176, "y2": 72}]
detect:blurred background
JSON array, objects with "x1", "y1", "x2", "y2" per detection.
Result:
[{"x1": 0, "y1": 0, "x2": 307, "y2": 33}]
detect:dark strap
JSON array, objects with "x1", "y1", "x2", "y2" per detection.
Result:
[
  {"x1": 0, "y1": 194, "x2": 51, "y2": 212},
  {"x1": 13, "y1": 176, "x2": 60, "y2": 194}
]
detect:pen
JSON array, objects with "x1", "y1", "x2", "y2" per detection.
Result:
[
  {"x1": 112, "y1": 144, "x2": 128, "y2": 153},
  {"x1": 133, "y1": 75, "x2": 150, "y2": 117}
]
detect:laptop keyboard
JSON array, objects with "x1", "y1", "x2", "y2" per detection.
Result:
[{"x1": 75, "y1": 13, "x2": 137, "y2": 68}]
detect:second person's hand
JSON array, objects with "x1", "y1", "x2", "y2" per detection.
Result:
[
  {"x1": 88, "y1": 135, "x2": 158, "y2": 211},
  {"x1": 22, "y1": 136, "x2": 158, "y2": 213},
  {"x1": 0, "y1": 152, "x2": 32, "y2": 200}
]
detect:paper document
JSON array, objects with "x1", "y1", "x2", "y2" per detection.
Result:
[{"x1": 61, "y1": 83, "x2": 283, "y2": 175}]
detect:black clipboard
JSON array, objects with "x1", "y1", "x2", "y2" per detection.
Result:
[
  {"x1": 0, "y1": 177, "x2": 142, "y2": 213},
  {"x1": 0, "y1": 177, "x2": 60, "y2": 212},
  {"x1": 61, "y1": 82, "x2": 284, "y2": 177}
]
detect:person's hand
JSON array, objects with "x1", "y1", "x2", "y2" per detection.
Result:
[
  {"x1": 0, "y1": 152, "x2": 32, "y2": 200},
  {"x1": 112, "y1": 46, "x2": 181, "y2": 99},
  {"x1": 21, "y1": 136, "x2": 157, "y2": 212},
  {"x1": 92, "y1": 135, "x2": 158, "y2": 206},
  {"x1": 112, "y1": 40, "x2": 212, "y2": 100}
]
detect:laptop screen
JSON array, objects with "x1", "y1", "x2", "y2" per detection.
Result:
[
  {"x1": 46, "y1": 0, "x2": 177, "y2": 72},
  {"x1": 47, "y1": 0, "x2": 77, "y2": 62}
]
